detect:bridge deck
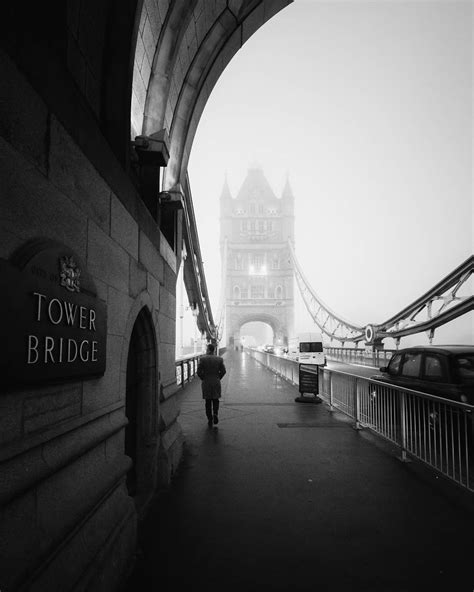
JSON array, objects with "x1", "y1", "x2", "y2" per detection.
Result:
[{"x1": 126, "y1": 350, "x2": 474, "y2": 592}]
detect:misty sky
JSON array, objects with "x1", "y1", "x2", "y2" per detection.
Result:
[{"x1": 183, "y1": 0, "x2": 473, "y2": 348}]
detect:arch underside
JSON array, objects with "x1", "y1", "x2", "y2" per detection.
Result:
[
  {"x1": 228, "y1": 309, "x2": 290, "y2": 346},
  {"x1": 237, "y1": 312, "x2": 282, "y2": 334},
  {"x1": 136, "y1": 0, "x2": 293, "y2": 189}
]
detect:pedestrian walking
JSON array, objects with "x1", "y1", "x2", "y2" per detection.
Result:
[{"x1": 197, "y1": 343, "x2": 226, "y2": 427}]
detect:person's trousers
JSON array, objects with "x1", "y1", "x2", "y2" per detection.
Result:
[{"x1": 205, "y1": 399, "x2": 219, "y2": 418}]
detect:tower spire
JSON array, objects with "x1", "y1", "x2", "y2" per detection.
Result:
[
  {"x1": 282, "y1": 173, "x2": 294, "y2": 200},
  {"x1": 220, "y1": 173, "x2": 232, "y2": 201}
]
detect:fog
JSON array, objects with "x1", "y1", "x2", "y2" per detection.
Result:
[{"x1": 180, "y1": 0, "x2": 473, "y2": 351}]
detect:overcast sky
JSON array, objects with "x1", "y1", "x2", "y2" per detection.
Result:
[{"x1": 184, "y1": 0, "x2": 473, "y2": 348}]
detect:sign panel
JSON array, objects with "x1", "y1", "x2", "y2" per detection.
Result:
[
  {"x1": 1, "y1": 241, "x2": 107, "y2": 388},
  {"x1": 298, "y1": 364, "x2": 319, "y2": 394}
]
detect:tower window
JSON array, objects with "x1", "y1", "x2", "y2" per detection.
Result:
[{"x1": 251, "y1": 285, "x2": 265, "y2": 299}]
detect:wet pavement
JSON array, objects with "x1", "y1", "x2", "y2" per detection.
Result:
[{"x1": 125, "y1": 350, "x2": 474, "y2": 592}]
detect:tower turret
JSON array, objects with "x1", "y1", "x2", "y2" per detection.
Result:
[
  {"x1": 219, "y1": 174, "x2": 233, "y2": 217},
  {"x1": 281, "y1": 174, "x2": 295, "y2": 244},
  {"x1": 281, "y1": 174, "x2": 295, "y2": 202}
]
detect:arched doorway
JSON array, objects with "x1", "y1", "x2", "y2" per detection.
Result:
[
  {"x1": 240, "y1": 321, "x2": 274, "y2": 349},
  {"x1": 125, "y1": 307, "x2": 157, "y2": 499}
]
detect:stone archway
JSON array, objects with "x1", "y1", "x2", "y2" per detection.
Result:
[
  {"x1": 132, "y1": 1, "x2": 293, "y2": 189},
  {"x1": 125, "y1": 307, "x2": 157, "y2": 502},
  {"x1": 240, "y1": 320, "x2": 274, "y2": 348},
  {"x1": 230, "y1": 312, "x2": 287, "y2": 349}
]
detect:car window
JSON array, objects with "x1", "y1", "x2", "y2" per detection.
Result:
[
  {"x1": 387, "y1": 353, "x2": 402, "y2": 375},
  {"x1": 400, "y1": 353, "x2": 422, "y2": 378},
  {"x1": 300, "y1": 342, "x2": 323, "y2": 353},
  {"x1": 423, "y1": 354, "x2": 446, "y2": 381},
  {"x1": 454, "y1": 354, "x2": 474, "y2": 380}
]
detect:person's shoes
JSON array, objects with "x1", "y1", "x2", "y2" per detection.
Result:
[
  {"x1": 213, "y1": 414, "x2": 219, "y2": 425},
  {"x1": 207, "y1": 417, "x2": 213, "y2": 427}
]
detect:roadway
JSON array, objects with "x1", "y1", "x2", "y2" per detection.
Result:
[{"x1": 325, "y1": 358, "x2": 382, "y2": 379}]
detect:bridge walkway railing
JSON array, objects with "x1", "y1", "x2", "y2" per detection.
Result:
[
  {"x1": 245, "y1": 348, "x2": 473, "y2": 493},
  {"x1": 175, "y1": 347, "x2": 227, "y2": 388},
  {"x1": 325, "y1": 346, "x2": 396, "y2": 367}
]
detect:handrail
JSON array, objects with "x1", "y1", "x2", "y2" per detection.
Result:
[
  {"x1": 181, "y1": 173, "x2": 217, "y2": 340},
  {"x1": 175, "y1": 352, "x2": 202, "y2": 388}
]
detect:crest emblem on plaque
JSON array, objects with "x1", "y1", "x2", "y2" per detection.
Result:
[{"x1": 59, "y1": 256, "x2": 81, "y2": 292}]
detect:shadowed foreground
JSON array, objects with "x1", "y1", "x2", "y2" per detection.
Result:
[{"x1": 125, "y1": 351, "x2": 474, "y2": 592}]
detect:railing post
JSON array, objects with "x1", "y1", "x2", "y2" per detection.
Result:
[
  {"x1": 399, "y1": 391, "x2": 409, "y2": 462},
  {"x1": 354, "y1": 377, "x2": 362, "y2": 430},
  {"x1": 329, "y1": 371, "x2": 334, "y2": 411}
]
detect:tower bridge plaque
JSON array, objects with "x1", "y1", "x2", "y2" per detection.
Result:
[{"x1": 1, "y1": 240, "x2": 107, "y2": 388}]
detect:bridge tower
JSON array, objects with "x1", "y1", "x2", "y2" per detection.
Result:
[{"x1": 220, "y1": 165, "x2": 295, "y2": 349}]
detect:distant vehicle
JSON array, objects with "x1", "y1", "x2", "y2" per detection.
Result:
[
  {"x1": 263, "y1": 344, "x2": 275, "y2": 354},
  {"x1": 370, "y1": 345, "x2": 474, "y2": 404},
  {"x1": 288, "y1": 332, "x2": 326, "y2": 366}
]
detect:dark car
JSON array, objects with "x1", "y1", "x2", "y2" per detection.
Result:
[
  {"x1": 368, "y1": 345, "x2": 474, "y2": 449},
  {"x1": 371, "y1": 345, "x2": 474, "y2": 404}
]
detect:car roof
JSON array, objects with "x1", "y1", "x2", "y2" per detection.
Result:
[{"x1": 395, "y1": 345, "x2": 474, "y2": 355}]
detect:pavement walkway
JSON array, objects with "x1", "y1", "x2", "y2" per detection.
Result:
[{"x1": 125, "y1": 350, "x2": 474, "y2": 592}]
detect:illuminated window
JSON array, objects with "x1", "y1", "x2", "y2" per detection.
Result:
[{"x1": 251, "y1": 255, "x2": 263, "y2": 267}]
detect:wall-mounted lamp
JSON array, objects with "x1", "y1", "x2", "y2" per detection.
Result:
[
  {"x1": 132, "y1": 129, "x2": 170, "y2": 167},
  {"x1": 131, "y1": 129, "x2": 170, "y2": 221},
  {"x1": 158, "y1": 188, "x2": 184, "y2": 210}
]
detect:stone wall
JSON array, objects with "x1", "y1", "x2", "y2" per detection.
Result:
[
  {"x1": 0, "y1": 1, "x2": 293, "y2": 589},
  {"x1": 0, "y1": 48, "x2": 182, "y2": 591}
]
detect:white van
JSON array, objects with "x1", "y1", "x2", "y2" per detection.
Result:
[{"x1": 288, "y1": 332, "x2": 325, "y2": 365}]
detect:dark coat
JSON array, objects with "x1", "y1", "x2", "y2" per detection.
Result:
[{"x1": 197, "y1": 354, "x2": 226, "y2": 399}]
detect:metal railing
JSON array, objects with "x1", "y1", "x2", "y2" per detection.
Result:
[
  {"x1": 175, "y1": 353, "x2": 202, "y2": 387},
  {"x1": 245, "y1": 348, "x2": 473, "y2": 492},
  {"x1": 325, "y1": 346, "x2": 396, "y2": 368},
  {"x1": 175, "y1": 347, "x2": 227, "y2": 388}
]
